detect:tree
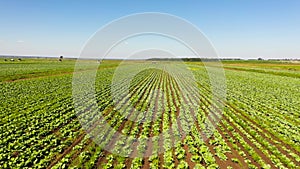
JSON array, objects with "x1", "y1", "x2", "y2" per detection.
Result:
[{"x1": 59, "y1": 56, "x2": 63, "y2": 62}]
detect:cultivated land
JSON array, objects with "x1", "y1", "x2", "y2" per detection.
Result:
[{"x1": 0, "y1": 58, "x2": 299, "y2": 169}]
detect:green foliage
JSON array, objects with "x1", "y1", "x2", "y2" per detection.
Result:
[{"x1": 1, "y1": 60, "x2": 299, "y2": 169}]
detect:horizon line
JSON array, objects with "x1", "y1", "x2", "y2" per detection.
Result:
[{"x1": 0, "y1": 54, "x2": 299, "y2": 61}]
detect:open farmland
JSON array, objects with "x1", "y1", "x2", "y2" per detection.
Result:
[{"x1": 0, "y1": 58, "x2": 299, "y2": 169}]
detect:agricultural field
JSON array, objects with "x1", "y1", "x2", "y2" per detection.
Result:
[{"x1": 0, "y1": 58, "x2": 299, "y2": 169}]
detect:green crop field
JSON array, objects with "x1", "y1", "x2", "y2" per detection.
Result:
[{"x1": 0, "y1": 58, "x2": 299, "y2": 169}]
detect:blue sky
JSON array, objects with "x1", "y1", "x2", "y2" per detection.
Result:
[{"x1": 0, "y1": 0, "x2": 299, "y2": 59}]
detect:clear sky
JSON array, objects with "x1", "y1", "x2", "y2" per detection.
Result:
[{"x1": 0, "y1": 0, "x2": 299, "y2": 59}]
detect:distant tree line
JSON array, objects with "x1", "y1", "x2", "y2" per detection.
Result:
[{"x1": 147, "y1": 58, "x2": 242, "y2": 62}]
